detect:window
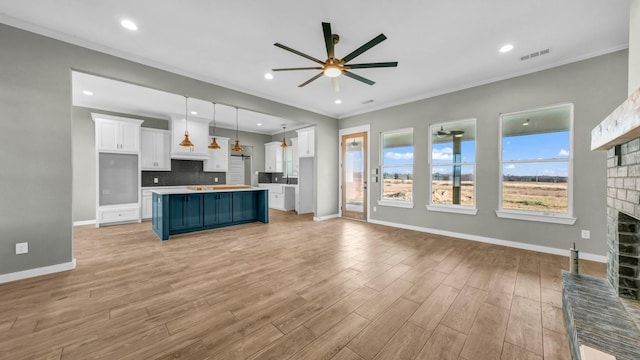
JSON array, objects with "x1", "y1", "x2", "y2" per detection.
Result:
[
  {"x1": 497, "y1": 103, "x2": 575, "y2": 224},
  {"x1": 379, "y1": 128, "x2": 413, "y2": 207},
  {"x1": 428, "y1": 119, "x2": 477, "y2": 214}
]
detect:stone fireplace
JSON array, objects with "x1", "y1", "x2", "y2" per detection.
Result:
[{"x1": 561, "y1": 87, "x2": 640, "y2": 360}]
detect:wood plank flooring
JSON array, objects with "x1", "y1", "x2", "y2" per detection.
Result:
[{"x1": 0, "y1": 210, "x2": 605, "y2": 359}]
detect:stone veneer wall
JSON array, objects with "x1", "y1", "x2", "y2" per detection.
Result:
[{"x1": 607, "y1": 138, "x2": 640, "y2": 297}]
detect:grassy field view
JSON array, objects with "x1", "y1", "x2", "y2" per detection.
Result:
[
  {"x1": 502, "y1": 181, "x2": 568, "y2": 213},
  {"x1": 385, "y1": 180, "x2": 568, "y2": 213}
]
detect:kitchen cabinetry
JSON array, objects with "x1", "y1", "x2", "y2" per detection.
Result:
[
  {"x1": 169, "y1": 194, "x2": 203, "y2": 231},
  {"x1": 258, "y1": 184, "x2": 295, "y2": 211},
  {"x1": 286, "y1": 137, "x2": 298, "y2": 177},
  {"x1": 93, "y1": 114, "x2": 142, "y2": 153},
  {"x1": 170, "y1": 117, "x2": 211, "y2": 160},
  {"x1": 296, "y1": 127, "x2": 315, "y2": 158},
  {"x1": 141, "y1": 128, "x2": 171, "y2": 171},
  {"x1": 203, "y1": 192, "x2": 233, "y2": 225},
  {"x1": 264, "y1": 141, "x2": 283, "y2": 172},
  {"x1": 204, "y1": 136, "x2": 229, "y2": 172},
  {"x1": 233, "y1": 191, "x2": 259, "y2": 222}
]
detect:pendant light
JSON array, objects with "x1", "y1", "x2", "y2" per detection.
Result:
[
  {"x1": 208, "y1": 102, "x2": 221, "y2": 149},
  {"x1": 231, "y1": 107, "x2": 243, "y2": 152},
  {"x1": 179, "y1": 96, "x2": 194, "y2": 147},
  {"x1": 280, "y1": 125, "x2": 288, "y2": 148}
]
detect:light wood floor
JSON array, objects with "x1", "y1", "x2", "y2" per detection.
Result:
[{"x1": 0, "y1": 210, "x2": 605, "y2": 360}]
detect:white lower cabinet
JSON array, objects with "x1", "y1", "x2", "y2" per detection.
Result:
[
  {"x1": 258, "y1": 184, "x2": 295, "y2": 211},
  {"x1": 97, "y1": 205, "x2": 140, "y2": 224}
]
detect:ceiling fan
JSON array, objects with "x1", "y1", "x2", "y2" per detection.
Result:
[
  {"x1": 272, "y1": 22, "x2": 398, "y2": 92},
  {"x1": 436, "y1": 126, "x2": 464, "y2": 138}
]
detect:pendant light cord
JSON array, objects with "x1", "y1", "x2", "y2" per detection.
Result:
[{"x1": 184, "y1": 96, "x2": 189, "y2": 133}]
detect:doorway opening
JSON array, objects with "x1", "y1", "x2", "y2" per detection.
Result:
[{"x1": 341, "y1": 131, "x2": 368, "y2": 220}]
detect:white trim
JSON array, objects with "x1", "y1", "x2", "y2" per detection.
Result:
[
  {"x1": 73, "y1": 219, "x2": 96, "y2": 226},
  {"x1": 495, "y1": 210, "x2": 577, "y2": 225},
  {"x1": 498, "y1": 103, "x2": 574, "y2": 220},
  {"x1": 338, "y1": 125, "x2": 371, "y2": 222},
  {"x1": 378, "y1": 200, "x2": 414, "y2": 209},
  {"x1": 0, "y1": 259, "x2": 77, "y2": 284},
  {"x1": 367, "y1": 219, "x2": 606, "y2": 262},
  {"x1": 426, "y1": 205, "x2": 478, "y2": 215},
  {"x1": 314, "y1": 213, "x2": 340, "y2": 221}
]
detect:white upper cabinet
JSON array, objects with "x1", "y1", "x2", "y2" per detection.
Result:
[
  {"x1": 170, "y1": 117, "x2": 210, "y2": 160},
  {"x1": 296, "y1": 127, "x2": 315, "y2": 158},
  {"x1": 141, "y1": 128, "x2": 171, "y2": 171},
  {"x1": 93, "y1": 114, "x2": 143, "y2": 153},
  {"x1": 265, "y1": 141, "x2": 283, "y2": 172},
  {"x1": 204, "y1": 136, "x2": 230, "y2": 172},
  {"x1": 291, "y1": 137, "x2": 299, "y2": 176}
]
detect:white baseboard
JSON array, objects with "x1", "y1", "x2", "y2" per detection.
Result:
[
  {"x1": 368, "y1": 219, "x2": 607, "y2": 263},
  {"x1": 314, "y1": 213, "x2": 340, "y2": 221},
  {"x1": 73, "y1": 219, "x2": 96, "y2": 226},
  {"x1": 0, "y1": 259, "x2": 77, "y2": 284}
]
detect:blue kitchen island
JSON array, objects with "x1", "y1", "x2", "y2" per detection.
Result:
[{"x1": 151, "y1": 186, "x2": 268, "y2": 240}]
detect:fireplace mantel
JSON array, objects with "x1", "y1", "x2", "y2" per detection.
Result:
[{"x1": 592, "y1": 87, "x2": 640, "y2": 151}]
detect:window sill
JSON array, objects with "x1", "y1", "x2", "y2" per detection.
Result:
[
  {"x1": 495, "y1": 210, "x2": 576, "y2": 225},
  {"x1": 427, "y1": 205, "x2": 478, "y2": 215},
  {"x1": 378, "y1": 200, "x2": 414, "y2": 209}
]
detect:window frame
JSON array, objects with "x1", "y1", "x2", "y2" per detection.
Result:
[
  {"x1": 378, "y1": 127, "x2": 414, "y2": 208},
  {"x1": 496, "y1": 103, "x2": 576, "y2": 225},
  {"x1": 427, "y1": 118, "x2": 478, "y2": 215}
]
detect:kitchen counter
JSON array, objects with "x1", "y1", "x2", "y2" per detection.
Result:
[{"x1": 152, "y1": 187, "x2": 268, "y2": 240}]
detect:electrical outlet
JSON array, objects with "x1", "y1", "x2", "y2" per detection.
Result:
[
  {"x1": 373, "y1": 206, "x2": 377, "y2": 212},
  {"x1": 581, "y1": 230, "x2": 591, "y2": 239},
  {"x1": 214, "y1": 177, "x2": 218, "y2": 183},
  {"x1": 15, "y1": 242, "x2": 28, "y2": 255},
  {"x1": 153, "y1": 177, "x2": 158, "y2": 184}
]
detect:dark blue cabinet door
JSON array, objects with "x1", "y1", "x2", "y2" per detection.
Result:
[
  {"x1": 170, "y1": 194, "x2": 202, "y2": 230},
  {"x1": 233, "y1": 192, "x2": 258, "y2": 222},
  {"x1": 204, "y1": 193, "x2": 232, "y2": 226}
]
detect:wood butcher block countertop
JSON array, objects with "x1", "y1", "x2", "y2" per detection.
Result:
[{"x1": 186, "y1": 184, "x2": 251, "y2": 191}]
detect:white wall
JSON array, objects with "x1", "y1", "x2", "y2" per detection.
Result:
[{"x1": 630, "y1": 0, "x2": 640, "y2": 94}]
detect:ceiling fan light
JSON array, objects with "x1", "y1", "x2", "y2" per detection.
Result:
[{"x1": 324, "y1": 66, "x2": 342, "y2": 78}]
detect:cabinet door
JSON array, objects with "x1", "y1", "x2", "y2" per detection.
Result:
[
  {"x1": 96, "y1": 120, "x2": 119, "y2": 151},
  {"x1": 154, "y1": 131, "x2": 171, "y2": 170},
  {"x1": 204, "y1": 138, "x2": 229, "y2": 172},
  {"x1": 142, "y1": 194, "x2": 152, "y2": 219},
  {"x1": 120, "y1": 121, "x2": 140, "y2": 152},
  {"x1": 140, "y1": 130, "x2": 156, "y2": 169},
  {"x1": 233, "y1": 192, "x2": 258, "y2": 222},
  {"x1": 204, "y1": 193, "x2": 232, "y2": 225},
  {"x1": 169, "y1": 194, "x2": 202, "y2": 230},
  {"x1": 265, "y1": 143, "x2": 276, "y2": 171},
  {"x1": 298, "y1": 129, "x2": 315, "y2": 157}
]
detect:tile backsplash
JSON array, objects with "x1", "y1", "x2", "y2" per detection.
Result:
[{"x1": 142, "y1": 159, "x2": 226, "y2": 186}]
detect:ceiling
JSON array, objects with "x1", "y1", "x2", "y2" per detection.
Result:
[
  {"x1": 0, "y1": 0, "x2": 631, "y2": 119},
  {"x1": 72, "y1": 71, "x2": 307, "y2": 135}
]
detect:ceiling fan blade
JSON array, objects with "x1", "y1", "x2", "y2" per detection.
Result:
[
  {"x1": 322, "y1": 22, "x2": 335, "y2": 59},
  {"x1": 343, "y1": 71, "x2": 375, "y2": 86},
  {"x1": 342, "y1": 34, "x2": 387, "y2": 63},
  {"x1": 274, "y1": 43, "x2": 325, "y2": 65},
  {"x1": 332, "y1": 77, "x2": 340, "y2": 93},
  {"x1": 298, "y1": 72, "x2": 324, "y2": 87},
  {"x1": 272, "y1": 67, "x2": 323, "y2": 71},
  {"x1": 346, "y1": 61, "x2": 398, "y2": 69}
]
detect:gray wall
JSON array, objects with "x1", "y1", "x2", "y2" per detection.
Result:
[
  {"x1": 630, "y1": 0, "x2": 640, "y2": 94},
  {"x1": 1, "y1": 23, "x2": 337, "y2": 276},
  {"x1": 340, "y1": 50, "x2": 629, "y2": 256}
]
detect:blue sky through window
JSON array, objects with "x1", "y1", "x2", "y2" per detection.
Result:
[{"x1": 502, "y1": 131, "x2": 569, "y2": 177}]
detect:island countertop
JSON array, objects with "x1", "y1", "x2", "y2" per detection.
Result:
[{"x1": 152, "y1": 186, "x2": 266, "y2": 195}]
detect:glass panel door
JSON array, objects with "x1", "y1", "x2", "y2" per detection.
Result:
[{"x1": 342, "y1": 132, "x2": 367, "y2": 220}]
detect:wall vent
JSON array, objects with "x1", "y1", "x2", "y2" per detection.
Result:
[{"x1": 520, "y1": 48, "x2": 550, "y2": 61}]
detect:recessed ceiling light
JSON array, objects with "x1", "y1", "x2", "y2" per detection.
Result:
[
  {"x1": 264, "y1": 73, "x2": 274, "y2": 80},
  {"x1": 335, "y1": 99, "x2": 342, "y2": 104},
  {"x1": 499, "y1": 44, "x2": 514, "y2": 53},
  {"x1": 190, "y1": 111, "x2": 198, "y2": 115},
  {"x1": 82, "y1": 90, "x2": 93, "y2": 96},
  {"x1": 257, "y1": 123, "x2": 263, "y2": 126},
  {"x1": 120, "y1": 19, "x2": 138, "y2": 31}
]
